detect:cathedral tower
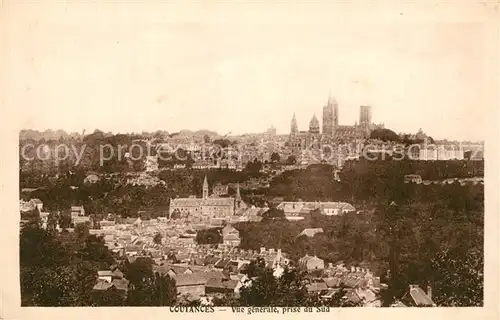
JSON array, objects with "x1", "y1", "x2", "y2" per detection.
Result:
[
  {"x1": 322, "y1": 93, "x2": 338, "y2": 135},
  {"x1": 359, "y1": 105, "x2": 372, "y2": 130},
  {"x1": 331, "y1": 95, "x2": 338, "y2": 127},
  {"x1": 290, "y1": 113, "x2": 298, "y2": 135}
]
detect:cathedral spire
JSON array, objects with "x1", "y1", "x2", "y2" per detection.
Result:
[{"x1": 202, "y1": 175, "x2": 209, "y2": 199}]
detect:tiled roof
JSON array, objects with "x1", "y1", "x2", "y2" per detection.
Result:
[
  {"x1": 324, "y1": 277, "x2": 342, "y2": 288},
  {"x1": 298, "y1": 228, "x2": 324, "y2": 238},
  {"x1": 174, "y1": 272, "x2": 208, "y2": 286},
  {"x1": 409, "y1": 286, "x2": 435, "y2": 306},
  {"x1": 307, "y1": 282, "x2": 328, "y2": 292},
  {"x1": 93, "y1": 280, "x2": 113, "y2": 291},
  {"x1": 223, "y1": 234, "x2": 240, "y2": 241},
  {"x1": 125, "y1": 245, "x2": 142, "y2": 252},
  {"x1": 112, "y1": 278, "x2": 129, "y2": 291},
  {"x1": 206, "y1": 278, "x2": 239, "y2": 290},
  {"x1": 215, "y1": 258, "x2": 231, "y2": 268},
  {"x1": 222, "y1": 225, "x2": 238, "y2": 234},
  {"x1": 345, "y1": 289, "x2": 362, "y2": 304},
  {"x1": 112, "y1": 269, "x2": 124, "y2": 278},
  {"x1": 19, "y1": 200, "x2": 36, "y2": 212},
  {"x1": 31, "y1": 198, "x2": 43, "y2": 204}
]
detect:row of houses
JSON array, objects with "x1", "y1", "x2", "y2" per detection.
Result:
[
  {"x1": 276, "y1": 201, "x2": 356, "y2": 220},
  {"x1": 404, "y1": 175, "x2": 484, "y2": 186}
]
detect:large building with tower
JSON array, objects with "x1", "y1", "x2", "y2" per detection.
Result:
[
  {"x1": 169, "y1": 176, "x2": 246, "y2": 219},
  {"x1": 288, "y1": 94, "x2": 384, "y2": 154}
]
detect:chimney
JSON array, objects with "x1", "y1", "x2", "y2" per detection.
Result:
[
  {"x1": 328, "y1": 263, "x2": 333, "y2": 269},
  {"x1": 277, "y1": 248, "x2": 282, "y2": 258},
  {"x1": 260, "y1": 247, "x2": 265, "y2": 254},
  {"x1": 269, "y1": 248, "x2": 275, "y2": 254},
  {"x1": 427, "y1": 285, "x2": 432, "y2": 300},
  {"x1": 351, "y1": 266, "x2": 355, "y2": 272}
]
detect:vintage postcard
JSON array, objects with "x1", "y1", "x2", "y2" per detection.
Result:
[{"x1": 1, "y1": 0, "x2": 499, "y2": 319}]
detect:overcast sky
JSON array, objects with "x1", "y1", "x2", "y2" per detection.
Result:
[{"x1": 5, "y1": 1, "x2": 497, "y2": 141}]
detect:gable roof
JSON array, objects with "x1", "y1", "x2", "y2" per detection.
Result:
[
  {"x1": 93, "y1": 279, "x2": 113, "y2": 291},
  {"x1": 223, "y1": 234, "x2": 240, "y2": 241},
  {"x1": 324, "y1": 277, "x2": 342, "y2": 288},
  {"x1": 215, "y1": 258, "x2": 231, "y2": 268},
  {"x1": 298, "y1": 228, "x2": 324, "y2": 238}
]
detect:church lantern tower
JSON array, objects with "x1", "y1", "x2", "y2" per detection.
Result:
[{"x1": 309, "y1": 114, "x2": 320, "y2": 134}]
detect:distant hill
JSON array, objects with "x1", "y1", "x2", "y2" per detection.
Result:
[
  {"x1": 170, "y1": 129, "x2": 219, "y2": 138},
  {"x1": 19, "y1": 129, "x2": 81, "y2": 141}
]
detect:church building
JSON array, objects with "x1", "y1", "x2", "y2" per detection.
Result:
[
  {"x1": 169, "y1": 176, "x2": 246, "y2": 220},
  {"x1": 288, "y1": 93, "x2": 384, "y2": 154}
]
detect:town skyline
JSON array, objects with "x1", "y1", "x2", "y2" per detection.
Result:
[{"x1": 9, "y1": 2, "x2": 492, "y2": 142}]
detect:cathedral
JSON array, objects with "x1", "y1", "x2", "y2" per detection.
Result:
[{"x1": 288, "y1": 94, "x2": 384, "y2": 152}]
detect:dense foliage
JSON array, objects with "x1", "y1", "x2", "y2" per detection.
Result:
[
  {"x1": 235, "y1": 160, "x2": 484, "y2": 306},
  {"x1": 20, "y1": 222, "x2": 115, "y2": 306},
  {"x1": 237, "y1": 258, "x2": 360, "y2": 307},
  {"x1": 369, "y1": 129, "x2": 401, "y2": 142},
  {"x1": 20, "y1": 221, "x2": 177, "y2": 306},
  {"x1": 124, "y1": 258, "x2": 177, "y2": 306},
  {"x1": 196, "y1": 227, "x2": 223, "y2": 245}
]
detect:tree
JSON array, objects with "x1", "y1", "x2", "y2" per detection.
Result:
[
  {"x1": 270, "y1": 152, "x2": 281, "y2": 163},
  {"x1": 92, "y1": 287, "x2": 126, "y2": 306},
  {"x1": 126, "y1": 259, "x2": 177, "y2": 306},
  {"x1": 152, "y1": 273, "x2": 177, "y2": 306},
  {"x1": 285, "y1": 155, "x2": 297, "y2": 165},
  {"x1": 196, "y1": 227, "x2": 222, "y2": 245},
  {"x1": 239, "y1": 259, "x2": 361, "y2": 307},
  {"x1": 369, "y1": 128, "x2": 401, "y2": 142},
  {"x1": 46, "y1": 211, "x2": 59, "y2": 233},
  {"x1": 59, "y1": 212, "x2": 72, "y2": 229},
  {"x1": 170, "y1": 209, "x2": 182, "y2": 220},
  {"x1": 430, "y1": 248, "x2": 483, "y2": 306},
  {"x1": 153, "y1": 232, "x2": 163, "y2": 245},
  {"x1": 20, "y1": 223, "x2": 112, "y2": 306},
  {"x1": 261, "y1": 207, "x2": 286, "y2": 221}
]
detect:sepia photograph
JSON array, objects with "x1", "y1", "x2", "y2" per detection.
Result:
[{"x1": 2, "y1": 0, "x2": 499, "y2": 318}]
